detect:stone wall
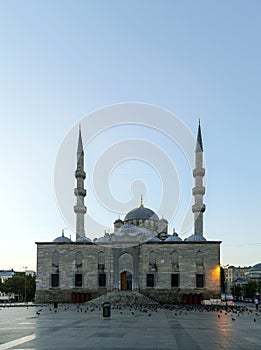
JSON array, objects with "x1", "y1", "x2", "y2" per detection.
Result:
[
  {"x1": 139, "y1": 242, "x2": 221, "y2": 295},
  {"x1": 35, "y1": 243, "x2": 113, "y2": 303},
  {"x1": 35, "y1": 241, "x2": 221, "y2": 303}
]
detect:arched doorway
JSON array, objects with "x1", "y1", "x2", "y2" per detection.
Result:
[{"x1": 121, "y1": 271, "x2": 132, "y2": 291}]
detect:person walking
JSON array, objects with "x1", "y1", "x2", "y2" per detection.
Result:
[{"x1": 254, "y1": 297, "x2": 259, "y2": 311}]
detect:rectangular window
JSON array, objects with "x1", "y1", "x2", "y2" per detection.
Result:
[
  {"x1": 51, "y1": 273, "x2": 59, "y2": 288},
  {"x1": 171, "y1": 273, "x2": 179, "y2": 287},
  {"x1": 196, "y1": 274, "x2": 204, "y2": 288},
  {"x1": 98, "y1": 273, "x2": 106, "y2": 287},
  {"x1": 75, "y1": 273, "x2": 83, "y2": 287},
  {"x1": 147, "y1": 274, "x2": 154, "y2": 287}
]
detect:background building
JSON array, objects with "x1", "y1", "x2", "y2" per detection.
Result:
[{"x1": 224, "y1": 265, "x2": 250, "y2": 294}]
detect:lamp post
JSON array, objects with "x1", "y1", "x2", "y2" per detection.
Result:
[
  {"x1": 222, "y1": 264, "x2": 229, "y2": 307},
  {"x1": 23, "y1": 266, "x2": 27, "y2": 304}
]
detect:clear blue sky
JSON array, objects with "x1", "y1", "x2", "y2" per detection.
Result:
[{"x1": 0, "y1": 0, "x2": 260, "y2": 271}]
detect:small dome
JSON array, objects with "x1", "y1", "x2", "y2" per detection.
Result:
[
  {"x1": 114, "y1": 218, "x2": 124, "y2": 224},
  {"x1": 53, "y1": 229, "x2": 72, "y2": 243},
  {"x1": 185, "y1": 234, "x2": 206, "y2": 242},
  {"x1": 146, "y1": 236, "x2": 162, "y2": 242},
  {"x1": 124, "y1": 207, "x2": 159, "y2": 221},
  {"x1": 53, "y1": 235, "x2": 72, "y2": 243},
  {"x1": 165, "y1": 235, "x2": 182, "y2": 242},
  {"x1": 249, "y1": 263, "x2": 261, "y2": 272},
  {"x1": 76, "y1": 236, "x2": 92, "y2": 243}
]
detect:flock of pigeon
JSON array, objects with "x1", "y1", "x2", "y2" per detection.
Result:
[{"x1": 34, "y1": 291, "x2": 260, "y2": 323}]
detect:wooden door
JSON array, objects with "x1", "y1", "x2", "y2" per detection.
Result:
[{"x1": 121, "y1": 271, "x2": 127, "y2": 290}]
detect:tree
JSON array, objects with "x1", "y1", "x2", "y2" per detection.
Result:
[
  {"x1": 231, "y1": 284, "x2": 242, "y2": 299},
  {"x1": 1, "y1": 274, "x2": 36, "y2": 302},
  {"x1": 243, "y1": 280, "x2": 259, "y2": 299}
]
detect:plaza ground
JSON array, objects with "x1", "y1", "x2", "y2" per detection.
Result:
[{"x1": 0, "y1": 303, "x2": 260, "y2": 350}]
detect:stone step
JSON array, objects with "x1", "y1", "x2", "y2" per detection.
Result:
[{"x1": 87, "y1": 290, "x2": 160, "y2": 309}]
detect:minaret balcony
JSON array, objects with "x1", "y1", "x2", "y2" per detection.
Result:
[
  {"x1": 193, "y1": 168, "x2": 205, "y2": 177},
  {"x1": 192, "y1": 186, "x2": 205, "y2": 196},
  {"x1": 74, "y1": 188, "x2": 87, "y2": 197},
  {"x1": 75, "y1": 170, "x2": 86, "y2": 179},
  {"x1": 192, "y1": 204, "x2": 206, "y2": 213},
  {"x1": 74, "y1": 205, "x2": 87, "y2": 214}
]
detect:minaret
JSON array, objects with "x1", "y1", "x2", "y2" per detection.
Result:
[
  {"x1": 74, "y1": 126, "x2": 87, "y2": 239},
  {"x1": 192, "y1": 120, "x2": 206, "y2": 237}
]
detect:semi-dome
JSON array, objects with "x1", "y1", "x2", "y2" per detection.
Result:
[
  {"x1": 116, "y1": 223, "x2": 142, "y2": 237},
  {"x1": 185, "y1": 234, "x2": 206, "y2": 242},
  {"x1": 124, "y1": 206, "x2": 159, "y2": 221},
  {"x1": 112, "y1": 223, "x2": 154, "y2": 241},
  {"x1": 159, "y1": 217, "x2": 168, "y2": 223}
]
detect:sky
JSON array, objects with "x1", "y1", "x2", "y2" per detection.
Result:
[{"x1": 0, "y1": 0, "x2": 261, "y2": 271}]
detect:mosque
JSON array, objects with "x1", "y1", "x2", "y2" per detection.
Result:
[{"x1": 35, "y1": 123, "x2": 221, "y2": 304}]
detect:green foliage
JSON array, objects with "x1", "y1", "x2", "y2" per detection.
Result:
[
  {"x1": 1, "y1": 274, "x2": 36, "y2": 301},
  {"x1": 243, "y1": 280, "x2": 259, "y2": 298},
  {"x1": 231, "y1": 284, "x2": 242, "y2": 297}
]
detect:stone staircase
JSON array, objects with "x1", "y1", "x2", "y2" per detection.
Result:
[{"x1": 86, "y1": 290, "x2": 160, "y2": 309}]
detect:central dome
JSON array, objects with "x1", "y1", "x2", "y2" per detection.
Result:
[{"x1": 124, "y1": 206, "x2": 159, "y2": 221}]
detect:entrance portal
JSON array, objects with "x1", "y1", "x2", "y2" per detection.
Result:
[{"x1": 121, "y1": 271, "x2": 132, "y2": 291}]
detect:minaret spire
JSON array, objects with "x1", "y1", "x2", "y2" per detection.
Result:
[
  {"x1": 74, "y1": 125, "x2": 87, "y2": 239},
  {"x1": 77, "y1": 124, "x2": 84, "y2": 154},
  {"x1": 192, "y1": 120, "x2": 206, "y2": 236},
  {"x1": 196, "y1": 119, "x2": 203, "y2": 152}
]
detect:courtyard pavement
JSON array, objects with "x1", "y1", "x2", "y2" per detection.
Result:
[{"x1": 0, "y1": 304, "x2": 260, "y2": 349}]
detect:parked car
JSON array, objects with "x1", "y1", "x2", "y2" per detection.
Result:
[{"x1": 221, "y1": 294, "x2": 234, "y2": 301}]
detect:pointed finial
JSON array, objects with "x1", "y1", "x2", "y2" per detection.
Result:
[
  {"x1": 62, "y1": 229, "x2": 64, "y2": 237},
  {"x1": 196, "y1": 119, "x2": 203, "y2": 152},
  {"x1": 140, "y1": 194, "x2": 144, "y2": 208},
  {"x1": 173, "y1": 228, "x2": 178, "y2": 236},
  {"x1": 77, "y1": 124, "x2": 84, "y2": 154}
]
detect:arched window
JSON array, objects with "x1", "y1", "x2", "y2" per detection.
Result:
[
  {"x1": 52, "y1": 251, "x2": 59, "y2": 268},
  {"x1": 149, "y1": 251, "x2": 156, "y2": 269},
  {"x1": 171, "y1": 251, "x2": 179, "y2": 268},
  {"x1": 98, "y1": 251, "x2": 105, "y2": 271},
  {"x1": 75, "y1": 251, "x2": 83, "y2": 267},
  {"x1": 196, "y1": 250, "x2": 204, "y2": 266}
]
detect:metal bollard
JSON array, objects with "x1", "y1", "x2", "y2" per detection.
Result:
[{"x1": 102, "y1": 302, "x2": 111, "y2": 319}]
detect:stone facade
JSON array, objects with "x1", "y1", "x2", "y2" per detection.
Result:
[{"x1": 35, "y1": 240, "x2": 221, "y2": 303}]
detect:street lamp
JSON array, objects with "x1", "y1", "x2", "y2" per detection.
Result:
[
  {"x1": 222, "y1": 264, "x2": 229, "y2": 306},
  {"x1": 23, "y1": 266, "x2": 27, "y2": 304}
]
